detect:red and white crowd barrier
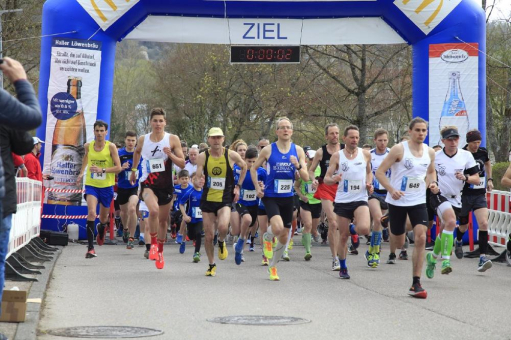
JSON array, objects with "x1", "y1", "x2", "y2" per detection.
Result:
[
  {"x1": 7, "y1": 178, "x2": 43, "y2": 258},
  {"x1": 486, "y1": 190, "x2": 511, "y2": 247}
]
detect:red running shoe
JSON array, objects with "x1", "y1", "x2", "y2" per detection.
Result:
[
  {"x1": 408, "y1": 282, "x2": 427, "y2": 299},
  {"x1": 156, "y1": 252, "x2": 164, "y2": 269},
  {"x1": 85, "y1": 249, "x2": 97, "y2": 258},
  {"x1": 149, "y1": 244, "x2": 158, "y2": 261},
  {"x1": 96, "y1": 223, "x2": 106, "y2": 246}
]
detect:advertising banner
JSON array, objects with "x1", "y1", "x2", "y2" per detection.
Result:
[
  {"x1": 429, "y1": 43, "x2": 478, "y2": 147},
  {"x1": 43, "y1": 38, "x2": 102, "y2": 206}
]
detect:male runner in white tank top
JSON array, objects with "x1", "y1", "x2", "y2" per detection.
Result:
[{"x1": 375, "y1": 117, "x2": 438, "y2": 299}]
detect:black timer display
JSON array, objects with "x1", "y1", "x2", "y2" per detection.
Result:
[{"x1": 230, "y1": 46, "x2": 301, "y2": 64}]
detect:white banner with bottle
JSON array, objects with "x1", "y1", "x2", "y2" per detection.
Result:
[
  {"x1": 429, "y1": 43, "x2": 478, "y2": 147},
  {"x1": 43, "y1": 38, "x2": 102, "y2": 206}
]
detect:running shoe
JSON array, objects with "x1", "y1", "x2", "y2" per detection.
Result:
[
  {"x1": 179, "y1": 241, "x2": 186, "y2": 254},
  {"x1": 348, "y1": 244, "x2": 358, "y2": 255},
  {"x1": 149, "y1": 244, "x2": 158, "y2": 261},
  {"x1": 369, "y1": 253, "x2": 380, "y2": 268},
  {"x1": 312, "y1": 234, "x2": 321, "y2": 243},
  {"x1": 282, "y1": 250, "x2": 290, "y2": 261},
  {"x1": 193, "y1": 252, "x2": 201, "y2": 263},
  {"x1": 138, "y1": 235, "x2": 145, "y2": 245},
  {"x1": 235, "y1": 239, "x2": 243, "y2": 265},
  {"x1": 441, "y1": 260, "x2": 452, "y2": 275},
  {"x1": 454, "y1": 240, "x2": 464, "y2": 259},
  {"x1": 399, "y1": 250, "x2": 408, "y2": 260},
  {"x1": 206, "y1": 263, "x2": 217, "y2": 276},
  {"x1": 85, "y1": 249, "x2": 97, "y2": 258},
  {"x1": 288, "y1": 239, "x2": 294, "y2": 250},
  {"x1": 263, "y1": 233, "x2": 273, "y2": 259},
  {"x1": 408, "y1": 282, "x2": 427, "y2": 299},
  {"x1": 365, "y1": 235, "x2": 371, "y2": 246},
  {"x1": 241, "y1": 254, "x2": 245, "y2": 262},
  {"x1": 144, "y1": 249, "x2": 149, "y2": 259},
  {"x1": 268, "y1": 266, "x2": 280, "y2": 281},
  {"x1": 246, "y1": 238, "x2": 251, "y2": 245},
  {"x1": 477, "y1": 256, "x2": 492, "y2": 272},
  {"x1": 332, "y1": 258, "x2": 340, "y2": 271},
  {"x1": 170, "y1": 227, "x2": 177, "y2": 239},
  {"x1": 155, "y1": 252, "x2": 164, "y2": 269},
  {"x1": 254, "y1": 232, "x2": 259, "y2": 238},
  {"x1": 122, "y1": 229, "x2": 129, "y2": 243},
  {"x1": 176, "y1": 233, "x2": 183, "y2": 244},
  {"x1": 351, "y1": 234, "x2": 359, "y2": 249},
  {"x1": 126, "y1": 238, "x2": 134, "y2": 250},
  {"x1": 249, "y1": 245, "x2": 254, "y2": 252},
  {"x1": 272, "y1": 237, "x2": 278, "y2": 248},
  {"x1": 387, "y1": 253, "x2": 396, "y2": 264},
  {"x1": 96, "y1": 223, "x2": 106, "y2": 246},
  {"x1": 339, "y1": 267, "x2": 350, "y2": 279},
  {"x1": 425, "y1": 252, "x2": 436, "y2": 278},
  {"x1": 261, "y1": 255, "x2": 269, "y2": 266},
  {"x1": 304, "y1": 252, "x2": 312, "y2": 261},
  {"x1": 218, "y1": 240, "x2": 228, "y2": 260}
]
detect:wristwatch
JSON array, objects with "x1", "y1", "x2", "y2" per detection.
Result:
[{"x1": 102, "y1": 168, "x2": 106, "y2": 173}]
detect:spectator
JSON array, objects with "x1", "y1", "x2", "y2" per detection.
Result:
[
  {"x1": 0, "y1": 57, "x2": 42, "y2": 333},
  {"x1": 12, "y1": 153, "x2": 27, "y2": 177},
  {"x1": 24, "y1": 137, "x2": 46, "y2": 181}
]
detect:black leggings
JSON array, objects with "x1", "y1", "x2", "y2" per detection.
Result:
[{"x1": 187, "y1": 221, "x2": 203, "y2": 254}]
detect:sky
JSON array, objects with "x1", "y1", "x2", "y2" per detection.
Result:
[{"x1": 485, "y1": 0, "x2": 511, "y2": 21}]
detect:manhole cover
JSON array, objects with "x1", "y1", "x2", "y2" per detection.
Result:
[
  {"x1": 208, "y1": 315, "x2": 311, "y2": 326},
  {"x1": 47, "y1": 326, "x2": 163, "y2": 338}
]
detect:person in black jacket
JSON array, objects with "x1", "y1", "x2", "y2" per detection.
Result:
[{"x1": 0, "y1": 57, "x2": 42, "y2": 332}]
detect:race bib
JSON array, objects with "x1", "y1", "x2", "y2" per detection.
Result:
[
  {"x1": 343, "y1": 180, "x2": 362, "y2": 193},
  {"x1": 208, "y1": 177, "x2": 226, "y2": 190},
  {"x1": 306, "y1": 183, "x2": 317, "y2": 194},
  {"x1": 192, "y1": 207, "x2": 203, "y2": 219},
  {"x1": 125, "y1": 170, "x2": 138, "y2": 180},
  {"x1": 373, "y1": 178, "x2": 380, "y2": 190},
  {"x1": 91, "y1": 172, "x2": 106, "y2": 180},
  {"x1": 242, "y1": 189, "x2": 257, "y2": 201},
  {"x1": 147, "y1": 158, "x2": 165, "y2": 173},
  {"x1": 470, "y1": 176, "x2": 485, "y2": 189},
  {"x1": 401, "y1": 176, "x2": 422, "y2": 192},
  {"x1": 274, "y1": 179, "x2": 293, "y2": 194}
]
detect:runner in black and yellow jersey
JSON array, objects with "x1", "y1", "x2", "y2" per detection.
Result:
[{"x1": 196, "y1": 127, "x2": 247, "y2": 276}]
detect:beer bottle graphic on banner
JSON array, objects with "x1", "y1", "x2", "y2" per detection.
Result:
[
  {"x1": 438, "y1": 71, "x2": 469, "y2": 144},
  {"x1": 48, "y1": 76, "x2": 86, "y2": 205}
]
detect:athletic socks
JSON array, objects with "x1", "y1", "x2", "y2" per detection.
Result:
[
  {"x1": 340, "y1": 258, "x2": 347, "y2": 269},
  {"x1": 270, "y1": 241, "x2": 286, "y2": 267},
  {"x1": 349, "y1": 223, "x2": 356, "y2": 235},
  {"x1": 157, "y1": 238, "x2": 165, "y2": 253},
  {"x1": 86, "y1": 220, "x2": 95, "y2": 250},
  {"x1": 433, "y1": 234, "x2": 442, "y2": 258},
  {"x1": 302, "y1": 233, "x2": 311, "y2": 253},
  {"x1": 150, "y1": 232, "x2": 157, "y2": 245},
  {"x1": 479, "y1": 230, "x2": 488, "y2": 255},
  {"x1": 440, "y1": 230, "x2": 454, "y2": 259},
  {"x1": 370, "y1": 231, "x2": 382, "y2": 254},
  {"x1": 456, "y1": 227, "x2": 466, "y2": 242}
]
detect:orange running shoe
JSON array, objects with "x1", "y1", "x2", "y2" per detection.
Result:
[
  {"x1": 149, "y1": 244, "x2": 158, "y2": 261},
  {"x1": 156, "y1": 252, "x2": 165, "y2": 269}
]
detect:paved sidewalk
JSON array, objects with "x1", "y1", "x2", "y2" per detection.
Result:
[{"x1": 8, "y1": 236, "x2": 511, "y2": 340}]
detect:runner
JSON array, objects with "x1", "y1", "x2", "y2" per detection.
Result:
[
  {"x1": 367, "y1": 128, "x2": 390, "y2": 267},
  {"x1": 173, "y1": 170, "x2": 192, "y2": 254},
  {"x1": 234, "y1": 147, "x2": 265, "y2": 265},
  {"x1": 324, "y1": 125, "x2": 373, "y2": 278},
  {"x1": 175, "y1": 145, "x2": 199, "y2": 242},
  {"x1": 117, "y1": 131, "x2": 142, "y2": 249},
  {"x1": 229, "y1": 140, "x2": 248, "y2": 247},
  {"x1": 179, "y1": 172, "x2": 204, "y2": 263},
  {"x1": 425, "y1": 126, "x2": 479, "y2": 278},
  {"x1": 309, "y1": 123, "x2": 343, "y2": 271},
  {"x1": 456, "y1": 129, "x2": 493, "y2": 272},
  {"x1": 196, "y1": 127, "x2": 247, "y2": 276},
  {"x1": 77, "y1": 120, "x2": 121, "y2": 258},
  {"x1": 295, "y1": 147, "x2": 321, "y2": 261},
  {"x1": 375, "y1": 117, "x2": 438, "y2": 298},
  {"x1": 252, "y1": 117, "x2": 309, "y2": 281},
  {"x1": 130, "y1": 108, "x2": 186, "y2": 270}
]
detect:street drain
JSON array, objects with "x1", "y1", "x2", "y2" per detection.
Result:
[
  {"x1": 46, "y1": 326, "x2": 163, "y2": 338},
  {"x1": 208, "y1": 315, "x2": 311, "y2": 326}
]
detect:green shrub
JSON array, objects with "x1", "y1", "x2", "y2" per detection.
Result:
[{"x1": 492, "y1": 162, "x2": 510, "y2": 191}]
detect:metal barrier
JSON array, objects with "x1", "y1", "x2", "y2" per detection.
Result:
[
  {"x1": 486, "y1": 190, "x2": 511, "y2": 248},
  {"x1": 7, "y1": 178, "x2": 42, "y2": 258}
]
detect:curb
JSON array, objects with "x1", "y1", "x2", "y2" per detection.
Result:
[{"x1": 14, "y1": 247, "x2": 62, "y2": 340}]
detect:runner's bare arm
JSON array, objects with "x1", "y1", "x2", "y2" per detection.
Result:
[
  {"x1": 77, "y1": 142, "x2": 89, "y2": 183},
  {"x1": 252, "y1": 145, "x2": 270, "y2": 197},
  {"x1": 130, "y1": 136, "x2": 145, "y2": 185},
  {"x1": 167, "y1": 134, "x2": 186, "y2": 169},
  {"x1": 501, "y1": 163, "x2": 511, "y2": 188},
  {"x1": 109, "y1": 143, "x2": 122, "y2": 174},
  {"x1": 363, "y1": 149, "x2": 374, "y2": 193},
  {"x1": 426, "y1": 148, "x2": 439, "y2": 194},
  {"x1": 309, "y1": 147, "x2": 323, "y2": 187},
  {"x1": 295, "y1": 146, "x2": 309, "y2": 182},
  {"x1": 485, "y1": 159, "x2": 493, "y2": 191},
  {"x1": 324, "y1": 152, "x2": 341, "y2": 185},
  {"x1": 376, "y1": 144, "x2": 403, "y2": 198},
  {"x1": 195, "y1": 152, "x2": 206, "y2": 181}
]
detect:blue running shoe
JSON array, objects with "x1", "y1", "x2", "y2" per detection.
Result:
[
  {"x1": 339, "y1": 267, "x2": 350, "y2": 279},
  {"x1": 235, "y1": 238, "x2": 244, "y2": 265},
  {"x1": 176, "y1": 233, "x2": 183, "y2": 244},
  {"x1": 179, "y1": 241, "x2": 186, "y2": 254},
  {"x1": 138, "y1": 235, "x2": 145, "y2": 246}
]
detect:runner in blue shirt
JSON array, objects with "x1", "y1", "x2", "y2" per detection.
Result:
[{"x1": 180, "y1": 172, "x2": 205, "y2": 263}]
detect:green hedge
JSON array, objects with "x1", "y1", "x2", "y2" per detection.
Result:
[{"x1": 492, "y1": 162, "x2": 510, "y2": 191}]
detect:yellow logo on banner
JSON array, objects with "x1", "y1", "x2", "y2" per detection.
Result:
[
  {"x1": 77, "y1": 0, "x2": 139, "y2": 30},
  {"x1": 394, "y1": 0, "x2": 462, "y2": 35}
]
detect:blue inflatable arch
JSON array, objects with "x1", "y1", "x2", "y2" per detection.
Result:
[{"x1": 37, "y1": 0, "x2": 486, "y2": 229}]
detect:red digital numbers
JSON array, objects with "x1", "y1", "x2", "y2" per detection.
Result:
[{"x1": 232, "y1": 46, "x2": 299, "y2": 63}]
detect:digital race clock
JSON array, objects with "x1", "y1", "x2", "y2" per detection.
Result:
[{"x1": 230, "y1": 46, "x2": 301, "y2": 64}]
